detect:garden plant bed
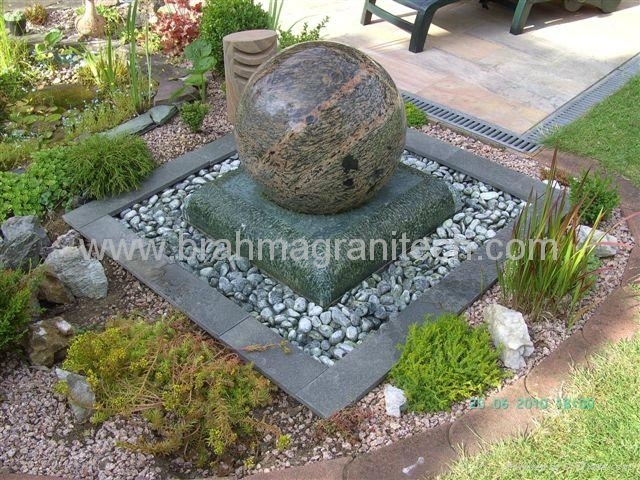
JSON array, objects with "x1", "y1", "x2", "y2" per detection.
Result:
[
  {"x1": 64, "y1": 127, "x2": 551, "y2": 417},
  {"x1": 1, "y1": 115, "x2": 636, "y2": 479}
]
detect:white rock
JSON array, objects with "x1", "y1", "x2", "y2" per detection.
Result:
[
  {"x1": 484, "y1": 304, "x2": 534, "y2": 370},
  {"x1": 384, "y1": 384, "x2": 407, "y2": 417},
  {"x1": 577, "y1": 225, "x2": 618, "y2": 258}
]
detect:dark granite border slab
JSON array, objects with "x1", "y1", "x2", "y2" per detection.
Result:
[{"x1": 64, "y1": 130, "x2": 547, "y2": 417}]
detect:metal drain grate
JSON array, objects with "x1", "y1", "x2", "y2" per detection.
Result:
[
  {"x1": 402, "y1": 53, "x2": 640, "y2": 154},
  {"x1": 523, "y1": 54, "x2": 640, "y2": 143},
  {"x1": 402, "y1": 92, "x2": 541, "y2": 153}
]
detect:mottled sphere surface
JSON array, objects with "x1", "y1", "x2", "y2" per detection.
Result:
[{"x1": 234, "y1": 41, "x2": 406, "y2": 215}]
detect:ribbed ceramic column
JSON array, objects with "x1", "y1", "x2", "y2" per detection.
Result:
[{"x1": 223, "y1": 29, "x2": 278, "y2": 124}]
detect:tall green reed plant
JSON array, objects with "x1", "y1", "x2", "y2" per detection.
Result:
[
  {"x1": 267, "y1": 0, "x2": 283, "y2": 30},
  {"x1": 498, "y1": 150, "x2": 604, "y2": 323},
  {"x1": 124, "y1": 0, "x2": 152, "y2": 113}
]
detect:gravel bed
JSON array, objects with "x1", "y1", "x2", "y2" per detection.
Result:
[
  {"x1": 1, "y1": 117, "x2": 634, "y2": 479},
  {"x1": 119, "y1": 151, "x2": 525, "y2": 364}
]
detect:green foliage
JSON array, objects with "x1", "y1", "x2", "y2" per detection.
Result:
[
  {"x1": 0, "y1": 146, "x2": 79, "y2": 221},
  {"x1": 499, "y1": 154, "x2": 603, "y2": 322},
  {"x1": 267, "y1": 0, "x2": 283, "y2": 30},
  {"x1": 276, "y1": 434, "x2": 291, "y2": 451},
  {"x1": 180, "y1": 100, "x2": 208, "y2": 132},
  {"x1": 404, "y1": 101, "x2": 427, "y2": 128},
  {"x1": 569, "y1": 170, "x2": 620, "y2": 226},
  {"x1": 389, "y1": 313, "x2": 505, "y2": 413},
  {"x1": 0, "y1": 138, "x2": 40, "y2": 171},
  {"x1": 76, "y1": 38, "x2": 129, "y2": 90},
  {"x1": 62, "y1": 315, "x2": 273, "y2": 466},
  {"x1": 180, "y1": 38, "x2": 216, "y2": 103},
  {"x1": 65, "y1": 90, "x2": 137, "y2": 138},
  {"x1": 0, "y1": 268, "x2": 39, "y2": 352},
  {"x1": 3, "y1": 99, "x2": 62, "y2": 140},
  {"x1": 277, "y1": 16, "x2": 328, "y2": 49},
  {"x1": 66, "y1": 134, "x2": 155, "y2": 200},
  {"x1": 33, "y1": 28, "x2": 62, "y2": 64},
  {"x1": 199, "y1": 0, "x2": 270, "y2": 72}
]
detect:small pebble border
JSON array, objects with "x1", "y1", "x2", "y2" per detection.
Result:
[{"x1": 119, "y1": 151, "x2": 524, "y2": 364}]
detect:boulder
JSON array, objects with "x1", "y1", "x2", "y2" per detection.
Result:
[
  {"x1": 484, "y1": 303, "x2": 534, "y2": 370},
  {"x1": 55, "y1": 369, "x2": 96, "y2": 423},
  {"x1": 0, "y1": 215, "x2": 51, "y2": 270},
  {"x1": 577, "y1": 225, "x2": 618, "y2": 258},
  {"x1": 25, "y1": 317, "x2": 75, "y2": 367},
  {"x1": 44, "y1": 246, "x2": 108, "y2": 299},
  {"x1": 37, "y1": 269, "x2": 75, "y2": 305},
  {"x1": 384, "y1": 384, "x2": 407, "y2": 417}
]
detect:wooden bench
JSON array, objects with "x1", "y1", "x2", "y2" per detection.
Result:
[{"x1": 361, "y1": 0, "x2": 461, "y2": 53}]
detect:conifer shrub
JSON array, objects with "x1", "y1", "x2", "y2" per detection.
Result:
[
  {"x1": 62, "y1": 314, "x2": 273, "y2": 466},
  {"x1": 0, "y1": 268, "x2": 40, "y2": 352},
  {"x1": 66, "y1": 134, "x2": 155, "y2": 199},
  {"x1": 389, "y1": 313, "x2": 505, "y2": 413}
]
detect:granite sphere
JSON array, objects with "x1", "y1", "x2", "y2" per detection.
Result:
[{"x1": 234, "y1": 41, "x2": 406, "y2": 215}]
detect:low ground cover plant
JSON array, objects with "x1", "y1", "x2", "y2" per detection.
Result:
[
  {"x1": 499, "y1": 157, "x2": 604, "y2": 322},
  {"x1": 389, "y1": 313, "x2": 505, "y2": 412},
  {"x1": 404, "y1": 100, "x2": 428, "y2": 128},
  {"x1": 0, "y1": 146, "x2": 79, "y2": 221},
  {"x1": 24, "y1": 3, "x2": 47, "y2": 25},
  {"x1": 569, "y1": 170, "x2": 620, "y2": 226},
  {"x1": 62, "y1": 314, "x2": 273, "y2": 466}
]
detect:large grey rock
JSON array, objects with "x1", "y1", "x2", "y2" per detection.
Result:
[
  {"x1": 577, "y1": 225, "x2": 618, "y2": 258},
  {"x1": 0, "y1": 215, "x2": 51, "y2": 270},
  {"x1": 55, "y1": 369, "x2": 96, "y2": 422},
  {"x1": 484, "y1": 304, "x2": 534, "y2": 370},
  {"x1": 44, "y1": 247, "x2": 108, "y2": 299},
  {"x1": 25, "y1": 317, "x2": 75, "y2": 367},
  {"x1": 384, "y1": 384, "x2": 407, "y2": 417}
]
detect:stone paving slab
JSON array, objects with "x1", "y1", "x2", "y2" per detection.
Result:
[{"x1": 64, "y1": 129, "x2": 547, "y2": 418}]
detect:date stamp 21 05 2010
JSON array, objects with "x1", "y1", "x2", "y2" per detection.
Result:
[{"x1": 469, "y1": 396, "x2": 595, "y2": 410}]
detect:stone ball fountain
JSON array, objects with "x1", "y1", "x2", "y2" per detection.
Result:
[
  {"x1": 185, "y1": 41, "x2": 460, "y2": 306},
  {"x1": 234, "y1": 41, "x2": 406, "y2": 214}
]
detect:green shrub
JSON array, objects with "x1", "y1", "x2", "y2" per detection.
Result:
[
  {"x1": 67, "y1": 134, "x2": 155, "y2": 199},
  {"x1": 199, "y1": 0, "x2": 270, "y2": 72},
  {"x1": 0, "y1": 268, "x2": 39, "y2": 352},
  {"x1": 0, "y1": 146, "x2": 79, "y2": 221},
  {"x1": 569, "y1": 170, "x2": 620, "y2": 226},
  {"x1": 180, "y1": 100, "x2": 208, "y2": 132},
  {"x1": 499, "y1": 155, "x2": 603, "y2": 322},
  {"x1": 404, "y1": 101, "x2": 427, "y2": 128},
  {"x1": 277, "y1": 16, "x2": 329, "y2": 49},
  {"x1": 389, "y1": 313, "x2": 505, "y2": 413},
  {"x1": 62, "y1": 315, "x2": 273, "y2": 466}
]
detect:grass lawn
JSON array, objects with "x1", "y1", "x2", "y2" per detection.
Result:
[
  {"x1": 438, "y1": 331, "x2": 640, "y2": 480},
  {"x1": 544, "y1": 75, "x2": 640, "y2": 187}
]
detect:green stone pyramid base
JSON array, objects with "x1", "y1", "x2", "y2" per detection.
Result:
[{"x1": 184, "y1": 164, "x2": 459, "y2": 306}]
